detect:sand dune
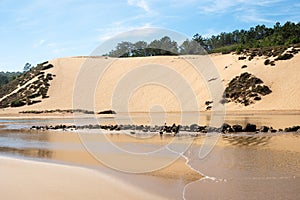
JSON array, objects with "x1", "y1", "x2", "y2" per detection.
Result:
[{"x1": 2, "y1": 53, "x2": 300, "y2": 114}]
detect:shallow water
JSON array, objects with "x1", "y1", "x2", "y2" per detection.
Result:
[
  {"x1": 0, "y1": 116, "x2": 300, "y2": 199},
  {"x1": 2, "y1": 112, "x2": 300, "y2": 128},
  {"x1": 186, "y1": 134, "x2": 300, "y2": 199}
]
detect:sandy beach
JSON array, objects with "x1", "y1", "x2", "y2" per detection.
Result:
[
  {"x1": 0, "y1": 119, "x2": 300, "y2": 199},
  {"x1": 0, "y1": 155, "x2": 168, "y2": 200}
]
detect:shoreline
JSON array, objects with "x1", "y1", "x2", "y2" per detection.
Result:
[
  {"x1": 2, "y1": 109, "x2": 300, "y2": 117},
  {"x1": 0, "y1": 155, "x2": 168, "y2": 200}
]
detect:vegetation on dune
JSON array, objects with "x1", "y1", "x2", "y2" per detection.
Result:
[
  {"x1": 0, "y1": 62, "x2": 54, "y2": 108},
  {"x1": 107, "y1": 21, "x2": 300, "y2": 56},
  {"x1": 0, "y1": 71, "x2": 22, "y2": 87},
  {"x1": 223, "y1": 72, "x2": 272, "y2": 106}
]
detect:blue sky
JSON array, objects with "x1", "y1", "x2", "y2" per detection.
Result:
[{"x1": 0, "y1": 0, "x2": 299, "y2": 71}]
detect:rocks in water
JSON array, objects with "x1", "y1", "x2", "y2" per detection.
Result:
[
  {"x1": 232, "y1": 125, "x2": 243, "y2": 132},
  {"x1": 223, "y1": 72, "x2": 272, "y2": 106},
  {"x1": 190, "y1": 124, "x2": 200, "y2": 132},
  {"x1": 98, "y1": 110, "x2": 117, "y2": 114},
  {"x1": 221, "y1": 123, "x2": 233, "y2": 133},
  {"x1": 284, "y1": 126, "x2": 300, "y2": 132},
  {"x1": 244, "y1": 123, "x2": 257, "y2": 132},
  {"x1": 29, "y1": 122, "x2": 300, "y2": 135},
  {"x1": 270, "y1": 129, "x2": 277, "y2": 133},
  {"x1": 260, "y1": 126, "x2": 269, "y2": 132}
]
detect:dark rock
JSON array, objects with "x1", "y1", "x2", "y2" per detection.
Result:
[
  {"x1": 190, "y1": 124, "x2": 199, "y2": 132},
  {"x1": 98, "y1": 110, "x2": 116, "y2": 114},
  {"x1": 260, "y1": 126, "x2": 269, "y2": 132},
  {"x1": 241, "y1": 65, "x2": 247, "y2": 69},
  {"x1": 222, "y1": 123, "x2": 233, "y2": 133},
  {"x1": 244, "y1": 123, "x2": 257, "y2": 132},
  {"x1": 232, "y1": 125, "x2": 243, "y2": 132},
  {"x1": 284, "y1": 126, "x2": 300, "y2": 132}
]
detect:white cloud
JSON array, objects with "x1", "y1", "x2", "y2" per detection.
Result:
[
  {"x1": 239, "y1": 10, "x2": 274, "y2": 23},
  {"x1": 127, "y1": 0, "x2": 151, "y2": 13},
  {"x1": 199, "y1": 0, "x2": 235, "y2": 14},
  {"x1": 198, "y1": 0, "x2": 283, "y2": 14},
  {"x1": 33, "y1": 39, "x2": 45, "y2": 48},
  {"x1": 97, "y1": 23, "x2": 153, "y2": 41},
  {"x1": 240, "y1": 15, "x2": 274, "y2": 23}
]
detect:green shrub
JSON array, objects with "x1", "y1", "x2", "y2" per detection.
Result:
[
  {"x1": 11, "y1": 99, "x2": 26, "y2": 107},
  {"x1": 42, "y1": 64, "x2": 53, "y2": 70}
]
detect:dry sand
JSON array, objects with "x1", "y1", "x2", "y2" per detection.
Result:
[
  {"x1": 1, "y1": 53, "x2": 300, "y2": 116},
  {"x1": 0, "y1": 156, "x2": 168, "y2": 200}
]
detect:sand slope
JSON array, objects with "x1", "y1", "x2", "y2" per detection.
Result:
[
  {"x1": 2, "y1": 53, "x2": 300, "y2": 114},
  {"x1": 0, "y1": 156, "x2": 166, "y2": 200}
]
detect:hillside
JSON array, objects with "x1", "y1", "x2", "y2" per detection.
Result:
[{"x1": 0, "y1": 47, "x2": 300, "y2": 115}]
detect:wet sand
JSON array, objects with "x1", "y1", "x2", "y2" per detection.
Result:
[
  {"x1": 0, "y1": 128, "x2": 203, "y2": 199},
  {"x1": 1, "y1": 118, "x2": 300, "y2": 199}
]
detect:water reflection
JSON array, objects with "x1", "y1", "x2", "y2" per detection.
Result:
[
  {"x1": 0, "y1": 146, "x2": 52, "y2": 158},
  {"x1": 0, "y1": 117, "x2": 300, "y2": 200},
  {"x1": 222, "y1": 135, "x2": 271, "y2": 147}
]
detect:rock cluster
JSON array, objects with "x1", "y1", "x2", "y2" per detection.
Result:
[
  {"x1": 223, "y1": 72, "x2": 272, "y2": 106},
  {"x1": 19, "y1": 109, "x2": 116, "y2": 115},
  {"x1": 30, "y1": 123, "x2": 300, "y2": 135}
]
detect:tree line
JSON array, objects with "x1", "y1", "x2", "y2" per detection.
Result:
[
  {"x1": 0, "y1": 63, "x2": 32, "y2": 88},
  {"x1": 107, "y1": 21, "x2": 300, "y2": 57},
  {"x1": 0, "y1": 71, "x2": 22, "y2": 88},
  {"x1": 107, "y1": 36, "x2": 206, "y2": 57}
]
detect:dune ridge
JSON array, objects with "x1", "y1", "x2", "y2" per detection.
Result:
[{"x1": 1, "y1": 52, "x2": 300, "y2": 114}]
